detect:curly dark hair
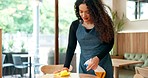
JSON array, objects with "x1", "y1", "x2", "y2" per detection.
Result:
[{"x1": 74, "y1": 0, "x2": 114, "y2": 43}]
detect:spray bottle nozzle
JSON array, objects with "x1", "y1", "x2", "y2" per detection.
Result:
[{"x1": 84, "y1": 58, "x2": 92, "y2": 67}]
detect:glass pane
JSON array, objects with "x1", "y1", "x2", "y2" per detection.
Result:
[
  {"x1": 1, "y1": 0, "x2": 33, "y2": 77},
  {"x1": 126, "y1": 1, "x2": 136, "y2": 20},
  {"x1": 58, "y1": 0, "x2": 77, "y2": 72},
  {"x1": 127, "y1": 0, "x2": 148, "y2": 20},
  {"x1": 39, "y1": 0, "x2": 55, "y2": 65},
  {"x1": 1, "y1": 0, "x2": 55, "y2": 77},
  {"x1": 140, "y1": 2, "x2": 148, "y2": 19}
]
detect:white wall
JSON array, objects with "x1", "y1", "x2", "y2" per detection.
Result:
[
  {"x1": 114, "y1": 0, "x2": 148, "y2": 32},
  {"x1": 103, "y1": 0, "x2": 112, "y2": 7}
]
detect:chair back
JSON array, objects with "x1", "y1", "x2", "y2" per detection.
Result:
[
  {"x1": 133, "y1": 74, "x2": 144, "y2": 78},
  {"x1": 135, "y1": 67, "x2": 148, "y2": 78},
  {"x1": 2, "y1": 54, "x2": 14, "y2": 68},
  {"x1": 12, "y1": 55, "x2": 23, "y2": 65},
  {"x1": 2, "y1": 54, "x2": 6, "y2": 64},
  {"x1": 41, "y1": 64, "x2": 73, "y2": 74}
]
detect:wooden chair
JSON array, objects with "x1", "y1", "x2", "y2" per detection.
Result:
[
  {"x1": 133, "y1": 67, "x2": 148, "y2": 78},
  {"x1": 133, "y1": 74, "x2": 144, "y2": 78},
  {"x1": 41, "y1": 64, "x2": 73, "y2": 74}
]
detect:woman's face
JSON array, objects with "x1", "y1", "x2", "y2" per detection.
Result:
[{"x1": 79, "y1": 4, "x2": 92, "y2": 23}]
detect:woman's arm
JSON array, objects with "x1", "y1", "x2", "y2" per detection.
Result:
[
  {"x1": 95, "y1": 38, "x2": 114, "y2": 60},
  {"x1": 64, "y1": 20, "x2": 79, "y2": 68}
]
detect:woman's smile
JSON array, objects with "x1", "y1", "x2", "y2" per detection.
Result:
[{"x1": 79, "y1": 4, "x2": 92, "y2": 23}]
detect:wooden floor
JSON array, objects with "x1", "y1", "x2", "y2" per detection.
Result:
[
  {"x1": 3, "y1": 75, "x2": 30, "y2": 78},
  {"x1": 3, "y1": 74, "x2": 42, "y2": 78},
  {"x1": 2, "y1": 65, "x2": 43, "y2": 78}
]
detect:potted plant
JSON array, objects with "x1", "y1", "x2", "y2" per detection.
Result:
[
  {"x1": 2, "y1": 44, "x2": 5, "y2": 53},
  {"x1": 47, "y1": 47, "x2": 68, "y2": 64},
  {"x1": 20, "y1": 41, "x2": 27, "y2": 53},
  {"x1": 105, "y1": 5, "x2": 125, "y2": 56},
  {"x1": 59, "y1": 47, "x2": 66, "y2": 64},
  {"x1": 47, "y1": 48, "x2": 54, "y2": 64},
  {"x1": 8, "y1": 40, "x2": 14, "y2": 52}
]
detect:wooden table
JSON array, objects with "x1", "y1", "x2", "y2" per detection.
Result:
[
  {"x1": 41, "y1": 73, "x2": 97, "y2": 78},
  {"x1": 112, "y1": 59, "x2": 144, "y2": 78},
  {"x1": 143, "y1": 66, "x2": 148, "y2": 69}
]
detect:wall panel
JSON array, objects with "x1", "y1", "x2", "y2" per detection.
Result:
[{"x1": 117, "y1": 32, "x2": 148, "y2": 55}]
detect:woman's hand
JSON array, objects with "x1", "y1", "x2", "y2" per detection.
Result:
[
  {"x1": 53, "y1": 67, "x2": 69, "y2": 74},
  {"x1": 86, "y1": 56, "x2": 100, "y2": 71},
  {"x1": 53, "y1": 69, "x2": 61, "y2": 74}
]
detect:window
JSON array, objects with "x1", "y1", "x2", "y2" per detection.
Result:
[{"x1": 127, "y1": 0, "x2": 148, "y2": 20}]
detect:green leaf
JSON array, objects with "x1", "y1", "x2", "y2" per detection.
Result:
[{"x1": 104, "y1": 4, "x2": 125, "y2": 32}]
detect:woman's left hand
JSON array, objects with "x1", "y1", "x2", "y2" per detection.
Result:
[{"x1": 86, "y1": 56, "x2": 100, "y2": 71}]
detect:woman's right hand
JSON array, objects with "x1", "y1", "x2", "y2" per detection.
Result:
[
  {"x1": 86, "y1": 56, "x2": 100, "y2": 71},
  {"x1": 53, "y1": 67, "x2": 69, "y2": 74}
]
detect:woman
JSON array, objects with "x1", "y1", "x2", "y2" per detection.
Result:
[{"x1": 62, "y1": 0, "x2": 114, "y2": 78}]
